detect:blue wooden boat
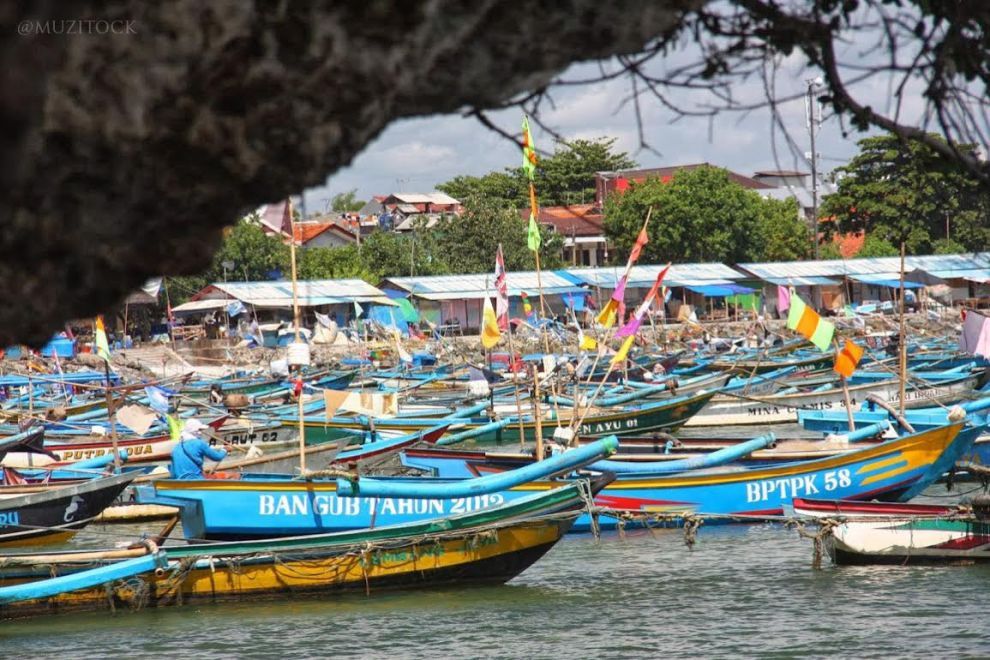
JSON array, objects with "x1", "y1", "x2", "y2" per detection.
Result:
[{"x1": 138, "y1": 437, "x2": 619, "y2": 541}]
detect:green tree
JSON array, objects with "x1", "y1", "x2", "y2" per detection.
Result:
[
  {"x1": 213, "y1": 218, "x2": 290, "y2": 281},
  {"x1": 297, "y1": 244, "x2": 375, "y2": 281},
  {"x1": 432, "y1": 199, "x2": 563, "y2": 273},
  {"x1": 756, "y1": 197, "x2": 812, "y2": 261},
  {"x1": 856, "y1": 235, "x2": 900, "y2": 258},
  {"x1": 437, "y1": 137, "x2": 636, "y2": 208},
  {"x1": 437, "y1": 172, "x2": 526, "y2": 206},
  {"x1": 821, "y1": 133, "x2": 990, "y2": 253},
  {"x1": 534, "y1": 138, "x2": 637, "y2": 206},
  {"x1": 330, "y1": 189, "x2": 365, "y2": 213},
  {"x1": 604, "y1": 165, "x2": 806, "y2": 264}
]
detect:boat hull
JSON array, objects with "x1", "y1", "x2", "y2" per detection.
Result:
[{"x1": 685, "y1": 374, "x2": 977, "y2": 426}]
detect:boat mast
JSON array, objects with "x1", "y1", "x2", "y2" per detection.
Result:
[{"x1": 898, "y1": 242, "x2": 907, "y2": 415}]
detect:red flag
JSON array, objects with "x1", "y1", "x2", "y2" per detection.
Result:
[
  {"x1": 645, "y1": 264, "x2": 671, "y2": 302},
  {"x1": 628, "y1": 226, "x2": 648, "y2": 264}
]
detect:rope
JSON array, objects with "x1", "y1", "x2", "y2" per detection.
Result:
[{"x1": 787, "y1": 518, "x2": 838, "y2": 569}]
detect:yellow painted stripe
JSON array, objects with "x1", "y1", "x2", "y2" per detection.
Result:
[
  {"x1": 855, "y1": 453, "x2": 905, "y2": 476},
  {"x1": 861, "y1": 461, "x2": 915, "y2": 486}
]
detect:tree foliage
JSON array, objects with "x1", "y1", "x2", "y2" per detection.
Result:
[
  {"x1": 330, "y1": 189, "x2": 365, "y2": 213},
  {"x1": 604, "y1": 166, "x2": 812, "y2": 264},
  {"x1": 431, "y1": 199, "x2": 564, "y2": 273},
  {"x1": 437, "y1": 138, "x2": 636, "y2": 208},
  {"x1": 821, "y1": 134, "x2": 990, "y2": 254}
]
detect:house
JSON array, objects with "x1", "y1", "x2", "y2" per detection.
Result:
[
  {"x1": 521, "y1": 204, "x2": 609, "y2": 267},
  {"x1": 291, "y1": 220, "x2": 358, "y2": 247},
  {"x1": 594, "y1": 164, "x2": 773, "y2": 206},
  {"x1": 367, "y1": 192, "x2": 463, "y2": 232}
]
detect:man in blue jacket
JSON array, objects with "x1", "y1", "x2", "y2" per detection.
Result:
[{"x1": 170, "y1": 418, "x2": 230, "y2": 479}]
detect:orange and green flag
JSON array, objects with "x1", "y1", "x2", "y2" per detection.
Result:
[
  {"x1": 833, "y1": 339, "x2": 864, "y2": 378},
  {"x1": 786, "y1": 294, "x2": 834, "y2": 351}
]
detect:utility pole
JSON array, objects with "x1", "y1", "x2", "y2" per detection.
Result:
[{"x1": 806, "y1": 77, "x2": 823, "y2": 261}]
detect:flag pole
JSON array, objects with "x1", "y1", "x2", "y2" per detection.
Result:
[
  {"x1": 287, "y1": 199, "x2": 307, "y2": 474},
  {"x1": 505, "y1": 322, "x2": 527, "y2": 449}
]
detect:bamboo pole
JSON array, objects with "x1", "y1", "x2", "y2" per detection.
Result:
[
  {"x1": 532, "y1": 364, "x2": 544, "y2": 461},
  {"x1": 504, "y1": 325, "x2": 527, "y2": 448},
  {"x1": 104, "y1": 360, "x2": 121, "y2": 470},
  {"x1": 898, "y1": 241, "x2": 907, "y2": 415},
  {"x1": 288, "y1": 202, "x2": 307, "y2": 474}
]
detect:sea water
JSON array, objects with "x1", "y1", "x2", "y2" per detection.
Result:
[{"x1": 2, "y1": 481, "x2": 987, "y2": 658}]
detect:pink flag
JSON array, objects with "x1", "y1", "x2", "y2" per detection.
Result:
[
  {"x1": 777, "y1": 285, "x2": 791, "y2": 313},
  {"x1": 611, "y1": 276, "x2": 628, "y2": 303},
  {"x1": 494, "y1": 244, "x2": 509, "y2": 330},
  {"x1": 960, "y1": 310, "x2": 990, "y2": 357}
]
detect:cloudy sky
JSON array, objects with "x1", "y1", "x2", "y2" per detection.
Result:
[{"x1": 301, "y1": 46, "x2": 924, "y2": 212}]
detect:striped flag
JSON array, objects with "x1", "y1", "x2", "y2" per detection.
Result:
[
  {"x1": 786, "y1": 294, "x2": 835, "y2": 351},
  {"x1": 614, "y1": 265, "x2": 670, "y2": 339}
]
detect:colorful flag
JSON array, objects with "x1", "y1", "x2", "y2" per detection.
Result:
[
  {"x1": 786, "y1": 295, "x2": 835, "y2": 352},
  {"x1": 481, "y1": 297, "x2": 501, "y2": 349},
  {"x1": 578, "y1": 330, "x2": 598, "y2": 351},
  {"x1": 628, "y1": 225, "x2": 649, "y2": 264},
  {"x1": 614, "y1": 265, "x2": 670, "y2": 338},
  {"x1": 521, "y1": 116, "x2": 538, "y2": 180},
  {"x1": 777, "y1": 285, "x2": 791, "y2": 314},
  {"x1": 94, "y1": 316, "x2": 111, "y2": 362},
  {"x1": 833, "y1": 339, "x2": 864, "y2": 378},
  {"x1": 596, "y1": 298, "x2": 619, "y2": 328},
  {"x1": 521, "y1": 291, "x2": 534, "y2": 320},
  {"x1": 527, "y1": 184, "x2": 542, "y2": 252},
  {"x1": 494, "y1": 244, "x2": 509, "y2": 329},
  {"x1": 611, "y1": 335, "x2": 635, "y2": 365}
]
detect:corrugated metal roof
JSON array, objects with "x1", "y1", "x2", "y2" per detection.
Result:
[
  {"x1": 764, "y1": 276, "x2": 839, "y2": 286},
  {"x1": 172, "y1": 299, "x2": 231, "y2": 314},
  {"x1": 385, "y1": 271, "x2": 585, "y2": 300},
  {"x1": 738, "y1": 252, "x2": 990, "y2": 279},
  {"x1": 193, "y1": 280, "x2": 393, "y2": 308},
  {"x1": 927, "y1": 268, "x2": 990, "y2": 280},
  {"x1": 565, "y1": 263, "x2": 744, "y2": 288}
]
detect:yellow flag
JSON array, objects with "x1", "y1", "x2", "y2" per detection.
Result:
[
  {"x1": 596, "y1": 299, "x2": 619, "y2": 328},
  {"x1": 611, "y1": 335, "x2": 635, "y2": 365},
  {"x1": 579, "y1": 333, "x2": 597, "y2": 351},
  {"x1": 481, "y1": 297, "x2": 501, "y2": 349}
]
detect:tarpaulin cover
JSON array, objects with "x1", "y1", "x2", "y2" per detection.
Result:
[
  {"x1": 368, "y1": 305, "x2": 409, "y2": 336},
  {"x1": 685, "y1": 284, "x2": 755, "y2": 297}
]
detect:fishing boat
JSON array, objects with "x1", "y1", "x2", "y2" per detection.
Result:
[
  {"x1": 137, "y1": 437, "x2": 617, "y2": 540},
  {"x1": 684, "y1": 369, "x2": 980, "y2": 426},
  {"x1": 792, "y1": 497, "x2": 990, "y2": 565},
  {"x1": 0, "y1": 478, "x2": 605, "y2": 619},
  {"x1": 400, "y1": 422, "x2": 981, "y2": 531},
  {"x1": 0, "y1": 471, "x2": 136, "y2": 547},
  {"x1": 294, "y1": 388, "x2": 718, "y2": 446}
]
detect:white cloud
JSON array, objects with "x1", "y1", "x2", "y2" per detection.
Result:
[{"x1": 303, "y1": 38, "x2": 954, "y2": 207}]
